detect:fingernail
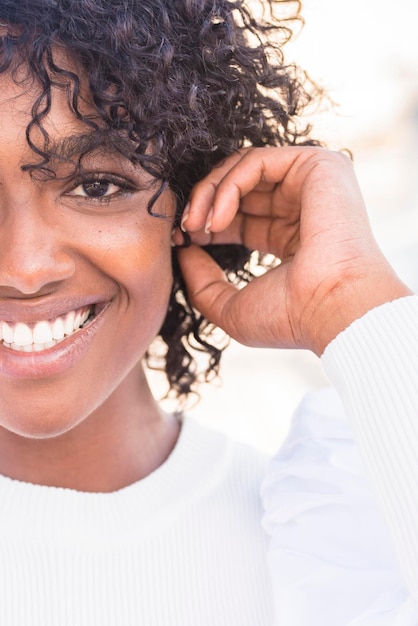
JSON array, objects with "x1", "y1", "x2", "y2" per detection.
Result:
[
  {"x1": 171, "y1": 229, "x2": 184, "y2": 247},
  {"x1": 204, "y1": 207, "x2": 213, "y2": 234},
  {"x1": 180, "y1": 203, "x2": 190, "y2": 232}
]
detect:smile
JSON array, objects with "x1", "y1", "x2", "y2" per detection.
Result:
[{"x1": 0, "y1": 306, "x2": 95, "y2": 353}]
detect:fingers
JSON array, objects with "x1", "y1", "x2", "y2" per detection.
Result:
[
  {"x1": 183, "y1": 146, "x2": 361, "y2": 232},
  {"x1": 181, "y1": 146, "x2": 311, "y2": 235},
  {"x1": 173, "y1": 211, "x2": 299, "y2": 258},
  {"x1": 181, "y1": 149, "x2": 247, "y2": 233},
  {"x1": 181, "y1": 148, "x2": 276, "y2": 234},
  {"x1": 176, "y1": 146, "x2": 325, "y2": 257}
]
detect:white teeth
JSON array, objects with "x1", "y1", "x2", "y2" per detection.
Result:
[
  {"x1": 2, "y1": 322, "x2": 14, "y2": 344},
  {"x1": 13, "y1": 323, "x2": 33, "y2": 347},
  {"x1": 0, "y1": 306, "x2": 94, "y2": 353},
  {"x1": 32, "y1": 343, "x2": 46, "y2": 352},
  {"x1": 33, "y1": 321, "x2": 53, "y2": 345},
  {"x1": 64, "y1": 311, "x2": 75, "y2": 336},
  {"x1": 73, "y1": 310, "x2": 82, "y2": 331},
  {"x1": 52, "y1": 317, "x2": 65, "y2": 341}
]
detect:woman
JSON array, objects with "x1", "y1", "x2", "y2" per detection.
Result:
[{"x1": 0, "y1": 0, "x2": 416, "y2": 624}]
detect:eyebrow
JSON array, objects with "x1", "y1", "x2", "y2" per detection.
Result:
[{"x1": 48, "y1": 130, "x2": 139, "y2": 162}]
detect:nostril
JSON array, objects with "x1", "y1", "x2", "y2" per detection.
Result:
[
  {"x1": 0, "y1": 248, "x2": 76, "y2": 295},
  {"x1": 0, "y1": 210, "x2": 76, "y2": 294}
]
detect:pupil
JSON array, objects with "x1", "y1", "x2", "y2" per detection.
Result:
[{"x1": 83, "y1": 181, "x2": 109, "y2": 197}]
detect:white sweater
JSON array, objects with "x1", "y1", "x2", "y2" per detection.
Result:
[
  {"x1": 0, "y1": 418, "x2": 273, "y2": 625},
  {"x1": 262, "y1": 295, "x2": 418, "y2": 625}
]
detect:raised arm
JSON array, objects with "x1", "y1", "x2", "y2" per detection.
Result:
[{"x1": 176, "y1": 146, "x2": 418, "y2": 623}]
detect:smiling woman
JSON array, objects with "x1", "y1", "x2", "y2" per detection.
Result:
[
  {"x1": 0, "y1": 1, "x2": 416, "y2": 625},
  {"x1": 0, "y1": 1, "x2": 310, "y2": 623}
]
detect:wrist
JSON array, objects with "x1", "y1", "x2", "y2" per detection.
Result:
[{"x1": 307, "y1": 268, "x2": 412, "y2": 356}]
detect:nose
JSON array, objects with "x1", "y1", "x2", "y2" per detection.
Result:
[{"x1": 0, "y1": 202, "x2": 75, "y2": 295}]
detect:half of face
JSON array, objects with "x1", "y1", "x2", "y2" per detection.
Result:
[{"x1": 0, "y1": 44, "x2": 176, "y2": 438}]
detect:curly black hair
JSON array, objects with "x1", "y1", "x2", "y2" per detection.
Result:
[{"x1": 0, "y1": 0, "x2": 321, "y2": 404}]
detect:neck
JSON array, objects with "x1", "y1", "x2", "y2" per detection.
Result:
[{"x1": 0, "y1": 366, "x2": 181, "y2": 492}]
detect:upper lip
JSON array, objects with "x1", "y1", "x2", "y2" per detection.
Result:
[{"x1": 0, "y1": 296, "x2": 111, "y2": 324}]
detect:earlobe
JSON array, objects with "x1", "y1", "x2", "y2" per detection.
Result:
[{"x1": 171, "y1": 227, "x2": 191, "y2": 248}]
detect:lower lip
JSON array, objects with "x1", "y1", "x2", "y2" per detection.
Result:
[{"x1": 0, "y1": 305, "x2": 109, "y2": 380}]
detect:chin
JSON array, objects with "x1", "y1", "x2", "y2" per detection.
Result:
[{"x1": 3, "y1": 412, "x2": 87, "y2": 440}]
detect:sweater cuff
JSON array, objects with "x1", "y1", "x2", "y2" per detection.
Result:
[{"x1": 321, "y1": 295, "x2": 418, "y2": 596}]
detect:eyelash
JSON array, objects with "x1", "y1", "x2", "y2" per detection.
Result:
[{"x1": 66, "y1": 174, "x2": 138, "y2": 204}]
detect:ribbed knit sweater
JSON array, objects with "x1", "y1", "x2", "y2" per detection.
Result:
[
  {"x1": 0, "y1": 418, "x2": 273, "y2": 625},
  {"x1": 323, "y1": 295, "x2": 418, "y2": 617}
]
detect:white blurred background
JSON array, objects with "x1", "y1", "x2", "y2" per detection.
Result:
[{"x1": 151, "y1": 0, "x2": 418, "y2": 453}]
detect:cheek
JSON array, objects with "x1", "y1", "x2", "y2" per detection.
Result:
[
  {"x1": 102, "y1": 221, "x2": 174, "y2": 331},
  {"x1": 83, "y1": 213, "x2": 173, "y2": 286},
  {"x1": 124, "y1": 238, "x2": 174, "y2": 314},
  {"x1": 64, "y1": 205, "x2": 175, "y2": 343},
  {"x1": 118, "y1": 219, "x2": 173, "y2": 285}
]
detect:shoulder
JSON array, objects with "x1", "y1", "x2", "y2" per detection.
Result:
[
  {"x1": 182, "y1": 415, "x2": 270, "y2": 505},
  {"x1": 180, "y1": 416, "x2": 271, "y2": 548}
]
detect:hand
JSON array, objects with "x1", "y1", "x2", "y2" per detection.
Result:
[{"x1": 175, "y1": 147, "x2": 411, "y2": 355}]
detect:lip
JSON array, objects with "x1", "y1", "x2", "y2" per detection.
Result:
[
  {"x1": 0, "y1": 296, "x2": 107, "y2": 325},
  {"x1": 0, "y1": 302, "x2": 110, "y2": 380}
]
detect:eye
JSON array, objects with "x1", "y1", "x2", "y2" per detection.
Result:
[
  {"x1": 64, "y1": 172, "x2": 139, "y2": 204},
  {"x1": 70, "y1": 178, "x2": 125, "y2": 199}
]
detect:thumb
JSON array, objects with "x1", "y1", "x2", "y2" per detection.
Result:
[
  {"x1": 176, "y1": 244, "x2": 239, "y2": 331},
  {"x1": 177, "y1": 244, "x2": 295, "y2": 348}
]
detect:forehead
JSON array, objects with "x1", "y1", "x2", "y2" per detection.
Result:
[
  {"x1": 0, "y1": 35, "x2": 159, "y2": 187},
  {"x1": 0, "y1": 46, "x2": 132, "y2": 169},
  {"x1": 0, "y1": 45, "x2": 92, "y2": 130}
]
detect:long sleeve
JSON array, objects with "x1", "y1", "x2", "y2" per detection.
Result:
[
  {"x1": 322, "y1": 296, "x2": 418, "y2": 600},
  {"x1": 261, "y1": 295, "x2": 418, "y2": 625}
]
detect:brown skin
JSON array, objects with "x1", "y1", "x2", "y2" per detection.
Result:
[
  {"x1": 175, "y1": 147, "x2": 412, "y2": 356},
  {"x1": 0, "y1": 68, "x2": 179, "y2": 492}
]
